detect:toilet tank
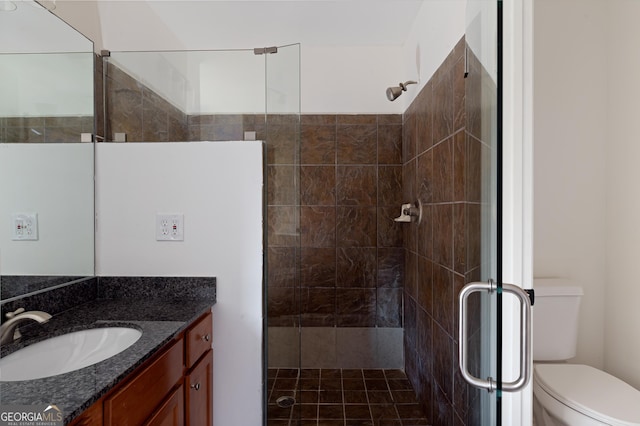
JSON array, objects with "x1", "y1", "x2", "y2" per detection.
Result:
[{"x1": 533, "y1": 279, "x2": 583, "y2": 361}]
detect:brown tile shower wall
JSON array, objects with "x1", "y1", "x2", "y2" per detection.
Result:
[
  {"x1": 402, "y1": 37, "x2": 484, "y2": 426},
  {"x1": 104, "y1": 62, "x2": 188, "y2": 142},
  {"x1": 103, "y1": 62, "x2": 408, "y2": 332},
  {"x1": 267, "y1": 114, "x2": 405, "y2": 329}
]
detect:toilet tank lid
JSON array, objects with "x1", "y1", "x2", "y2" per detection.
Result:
[
  {"x1": 535, "y1": 364, "x2": 640, "y2": 424},
  {"x1": 534, "y1": 285, "x2": 583, "y2": 297}
]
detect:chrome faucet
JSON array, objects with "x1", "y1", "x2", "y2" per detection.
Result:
[{"x1": 0, "y1": 308, "x2": 52, "y2": 345}]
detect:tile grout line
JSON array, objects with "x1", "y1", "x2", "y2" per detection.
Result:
[
  {"x1": 363, "y1": 368, "x2": 376, "y2": 424},
  {"x1": 341, "y1": 368, "x2": 347, "y2": 426}
]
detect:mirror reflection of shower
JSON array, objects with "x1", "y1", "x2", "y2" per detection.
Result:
[{"x1": 386, "y1": 80, "x2": 417, "y2": 101}]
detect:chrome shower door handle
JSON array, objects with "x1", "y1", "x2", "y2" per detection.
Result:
[
  {"x1": 501, "y1": 283, "x2": 532, "y2": 392},
  {"x1": 458, "y1": 281, "x2": 497, "y2": 392},
  {"x1": 458, "y1": 281, "x2": 532, "y2": 393}
]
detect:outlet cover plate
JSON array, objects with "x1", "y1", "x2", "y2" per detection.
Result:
[
  {"x1": 11, "y1": 213, "x2": 38, "y2": 241},
  {"x1": 156, "y1": 214, "x2": 184, "y2": 241}
]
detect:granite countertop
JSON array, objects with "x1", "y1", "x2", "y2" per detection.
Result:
[{"x1": 0, "y1": 296, "x2": 215, "y2": 424}]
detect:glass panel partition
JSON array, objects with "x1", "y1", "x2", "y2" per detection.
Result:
[
  {"x1": 265, "y1": 44, "x2": 301, "y2": 425},
  {"x1": 103, "y1": 50, "x2": 266, "y2": 143}
]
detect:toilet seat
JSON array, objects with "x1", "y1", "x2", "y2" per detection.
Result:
[{"x1": 535, "y1": 364, "x2": 640, "y2": 425}]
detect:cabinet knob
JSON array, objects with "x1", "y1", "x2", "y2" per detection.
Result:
[
  {"x1": 202, "y1": 334, "x2": 211, "y2": 342},
  {"x1": 191, "y1": 383, "x2": 201, "y2": 391}
]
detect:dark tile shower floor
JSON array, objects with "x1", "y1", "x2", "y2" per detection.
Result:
[{"x1": 267, "y1": 369, "x2": 430, "y2": 426}]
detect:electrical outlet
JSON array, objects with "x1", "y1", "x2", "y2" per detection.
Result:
[
  {"x1": 156, "y1": 214, "x2": 184, "y2": 241},
  {"x1": 11, "y1": 213, "x2": 38, "y2": 241}
]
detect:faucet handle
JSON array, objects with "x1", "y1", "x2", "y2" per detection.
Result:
[{"x1": 6, "y1": 308, "x2": 25, "y2": 319}]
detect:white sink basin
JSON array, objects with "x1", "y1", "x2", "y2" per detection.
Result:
[{"x1": 0, "y1": 327, "x2": 142, "y2": 382}]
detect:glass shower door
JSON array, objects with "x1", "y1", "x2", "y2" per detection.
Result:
[
  {"x1": 264, "y1": 43, "x2": 301, "y2": 426},
  {"x1": 459, "y1": 1, "x2": 532, "y2": 424},
  {"x1": 459, "y1": 0, "x2": 501, "y2": 423}
]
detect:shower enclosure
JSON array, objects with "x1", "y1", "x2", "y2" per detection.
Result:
[
  {"x1": 99, "y1": 2, "x2": 506, "y2": 422},
  {"x1": 269, "y1": 1, "x2": 506, "y2": 425},
  {"x1": 265, "y1": 72, "x2": 409, "y2": 426}
]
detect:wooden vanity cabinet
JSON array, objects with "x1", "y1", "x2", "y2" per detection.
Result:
[
  {"x1": 68, "y1": 311, "x2": 213, "y2": 426},
  {"x1": 185, "y1": 313, "x2": 214, "y2": 426}
]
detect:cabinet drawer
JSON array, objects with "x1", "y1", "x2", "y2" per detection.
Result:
[
  {"x1": 104, "y1": 337, "x2": 184, "y2": 426},
  {"x1": 185, "y1": 312, "x2": 212, "y2": 368},
  {"x1": 186, "y1": 350, "x2": 213, "y2": 426}
]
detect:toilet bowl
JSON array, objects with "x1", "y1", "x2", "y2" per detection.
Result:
[
  {"x1": 533, "y1": 364, "x2": 640, "y2": 426},
  {"x1": 532, "y1": 280, "x2": 640, "y2": 426}
]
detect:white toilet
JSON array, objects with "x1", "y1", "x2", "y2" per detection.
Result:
[{"x1": 533, "y1": 280, "x2": 640, "y2": 426}]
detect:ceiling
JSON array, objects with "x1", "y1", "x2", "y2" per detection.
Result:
[{"x1": 95, "y1": 0, "x2": 426, "y2": 50}]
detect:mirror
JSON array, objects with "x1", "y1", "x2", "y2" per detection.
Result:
[{"x1": 0, "y1": 0, "x2": 95, "y2": 302}]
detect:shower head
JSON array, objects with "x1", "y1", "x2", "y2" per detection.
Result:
[{"x1": 386, "y1": 81, "x2": 417, "y2": 101}]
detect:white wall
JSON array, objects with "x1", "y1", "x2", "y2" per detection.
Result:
[
  {"x1": 301, "y1": 45, "x2": 404, "y2": 114},
  {"x1": 52, "y1": 0, "x2": 103, "y2": 53},
  {"x1": 604, "y1": 0, "x2": 640, "y2": 390},
  {"x1": 95, "y1": 1, "x2": 185, "y2": 52},
  {"x1": 533, "y1": 0, "x2": 608, "y2": 368},
  {"x1": 111, "y1": 44, "x2": 405, "y2": 115},
  {"x1": 49, "y1": 1, "x2": 467, "y2": 115},
  {"x1": 0, "y1": 144, "x2": 94, "y2": 276},
  {"x1": 95, "y1": 141, "x2": 264, "y2": 426},
  {"x1": 401, "y1": 0, "x2": 466, "y2": 109},
  {"x1": 107, "y1": 43, "x2": 401, "y2": 115}
]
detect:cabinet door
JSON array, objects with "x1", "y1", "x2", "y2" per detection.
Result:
[
  {"x1": 68, "y1": 401, "x2": 102, "y2": 426},
  {"x1": 104, "y1": 338, "x2": 184, "y2": 426},
  {"x1": 144, "y1": 384, "x2": 184, "y2": 426},
  {"x1": 185, "y1": 350, "x2": 213, "y2": 426}
]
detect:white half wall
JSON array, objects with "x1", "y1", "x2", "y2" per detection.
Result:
[
  {"x1": 533, "y1": 0, "x2": 608, "y2": 368},
  {"x1": 95, "y1": 141, "x2": 264, "y2": 426},
  {"x1": 604, "y1": 0, "x2": 640, "y2": 390},
  {"x1": 0, "y1": 143, "x2": 94, "y2": 276}
]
